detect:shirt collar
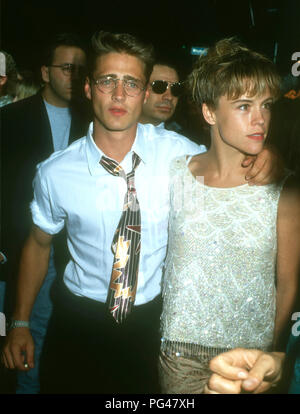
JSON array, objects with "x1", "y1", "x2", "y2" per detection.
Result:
[
  {"x1": 86, "y1": 122, "x2": 149, "y2": 176},
  {"x1": 156, "y1": 122, "x2": 165, "y2": 129},
  {"x1": 131, "y1": 123, "x2": 148, "y2": 164}
]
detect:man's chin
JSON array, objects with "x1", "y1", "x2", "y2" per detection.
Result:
[
  {"x1": 65, "y1": 92, "x2": 72, "y2": 102},
  {"x1": 156, "y1": 114, "x2": 173, "y2": 123}
]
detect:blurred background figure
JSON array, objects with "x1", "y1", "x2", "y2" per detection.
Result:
[
  {"x1": 269, "y1": 72, "x2": 300, "y2": 177},
  {"x1": 13, "y1": 70, "x2": 42, "y2": 102},
  {"x1": 140, "y1": 56, "x2": 184, "y2": 131},
  {"x1": 268, "y1": 71, "x2": 300, "y2": 394},
  {"x1": 1, "y1": 32, "x2": 89, "y2": 394},
  {"x1": 140, "y1": 51, "x2": 208, "y2": 146},
  {"x1": 0, "y1": 50, "x2": 19, "y2": 107}
]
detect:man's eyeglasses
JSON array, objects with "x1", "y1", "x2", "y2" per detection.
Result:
[
  {"x1": 48, "y1": 63, "x2": 86, "y2": 76},
  {"x1": 93, "y1": 76, "x2": 146, "y2": 97},
  {"x1": 151, "y1": 80, "x2": 184, "y2": 97}
]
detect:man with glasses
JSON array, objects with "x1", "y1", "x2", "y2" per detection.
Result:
[
  {"x1": 2, "y1": 30, "x2": 205, "y2": 394},
  {"x1": 140, "y1": 58, "x2": 184, "y2": 130},
  {"x1": 2, "y1": 30, "x2": 283, "y2": 394},
  {"x1": 1, "y1": 32, "x2": 89, "y2": 394}
]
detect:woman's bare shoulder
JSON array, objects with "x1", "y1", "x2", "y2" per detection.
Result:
[{"x1": 188, "y1": 152, "x2": 209, "y2": 172}]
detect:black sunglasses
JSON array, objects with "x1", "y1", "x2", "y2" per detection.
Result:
[{"x1": 151, "y1": 80, "x2": 184, "y2": 97}]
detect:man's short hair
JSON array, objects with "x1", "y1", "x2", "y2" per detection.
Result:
[
  {"x1": 41, "y1": 33, "x2": 87, "y2": 66},
  {"x1": 152, "y1": 53, "x2": 184, "y2": 82},
  {"x1": 87, "y1": 30, "x2": 155, "y2": 83},
  {"x1": 188, "y1": 37, "x2": 282, "y2": 108}
]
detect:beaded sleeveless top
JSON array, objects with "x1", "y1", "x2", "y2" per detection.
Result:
[{"x1": 161, "y1": 156, "x2": 288, "y2": 354}]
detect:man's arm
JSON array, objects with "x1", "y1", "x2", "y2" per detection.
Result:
[
  {"x1": 204, "y1": 348, "x2": 285, "y2": 394},
  {"x1": 2, "y1": 225, "x2": 52, "y2": 371},
  {"x1": 273, "y1": 177, "x2": 300, "y2": 349},
  {"x1": 242, "y1": 145, "x2": 284, "y2": 185}
]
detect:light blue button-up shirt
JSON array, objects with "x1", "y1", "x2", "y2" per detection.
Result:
[{"x1": 31, "y1": 122, "x2": 205, "y2": 305}]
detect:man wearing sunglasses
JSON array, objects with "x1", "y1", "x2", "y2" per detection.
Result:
[
  {"x1": 140, "y1": 58, "x2": 184, "y2": 129},
  {"x1": 1, "y1": 32, "x2": 89, "y2": 394}
]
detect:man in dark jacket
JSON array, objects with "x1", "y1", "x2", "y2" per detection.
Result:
[{"x1": 0, "y1": 32, "x2": 90, "y2": 393}]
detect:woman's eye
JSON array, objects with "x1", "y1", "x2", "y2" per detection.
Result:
[{"x1": 263, "y1": 102, "x2": 273, "y2": 110}]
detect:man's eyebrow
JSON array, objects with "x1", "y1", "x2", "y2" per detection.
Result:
[
  {"x1": 59, "y1": 63, "x2": 81, "y2": 68},
  {"x1": 96, "y1": 74, "x2": 141, "y2": 81},
  {"x1": 99, "y1": 73, "x2": 117, "y2": 78},
  {"x1": 123, "y1": 75, "x2": 142, "y2": 82}
]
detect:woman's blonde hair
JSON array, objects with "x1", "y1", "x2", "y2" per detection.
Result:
[{"x1": 188, "y1": 37, "x2": 282, "y2": 108}]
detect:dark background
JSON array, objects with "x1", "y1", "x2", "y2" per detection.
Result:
[
  {"x1": 1, "y1": 0, "x2": 300, "y2": 77},
  {"x1": 1, "y1": 0, "x2": 300, "y2": 395}
]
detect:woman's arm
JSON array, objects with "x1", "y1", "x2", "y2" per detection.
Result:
[{"x1": 274, "y1": 176, "x2": 300, "y2": 350}]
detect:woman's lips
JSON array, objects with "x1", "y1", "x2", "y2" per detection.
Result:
[{"x1": 247, "y1": 133, "x2": 264, "y2": 141}]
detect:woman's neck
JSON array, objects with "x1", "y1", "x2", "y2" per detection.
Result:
[
  {"x1": 190, "y1": 138, "x2": 251, "y2": 188},
  {"x1": 207, "y1": 139, "x2": 246, "y2": 178}
]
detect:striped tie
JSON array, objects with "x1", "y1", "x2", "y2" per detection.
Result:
[{"x1": 100, "y1": 152, "x2": 141, "y2": 323}]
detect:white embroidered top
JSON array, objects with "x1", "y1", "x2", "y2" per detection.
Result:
[{"x1": 161, "y1": 156, "x2": 288, "y2": 353}]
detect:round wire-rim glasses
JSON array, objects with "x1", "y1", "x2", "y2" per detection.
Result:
[{"x1": 93, "y1": 76, "x2": 146, "y2": 97}]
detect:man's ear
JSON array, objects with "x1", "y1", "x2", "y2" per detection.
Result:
[
  {"x1": 143, "y1": 85, "x2": 150, "y2": 104},
  {"x1": 202, "y1": 103, "x2": 216, "y2": 125},
  {"x1": 84, "y1": 77, "x2": 92, "y2": 100},
  {"x1": 41, "y1": 66, "x2": 50, "y2": 83}
]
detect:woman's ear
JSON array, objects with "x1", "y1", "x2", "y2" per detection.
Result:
[{"x1": 202, "y1": 103, "x2": 216, "y2": 125}]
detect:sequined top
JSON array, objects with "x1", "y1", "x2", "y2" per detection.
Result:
[{"x1": 161, "y1": 156, "x2": 287, "y2": 353}]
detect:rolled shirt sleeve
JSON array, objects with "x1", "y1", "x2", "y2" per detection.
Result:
[{"x1": 30, "y1": 164, "x2": 65, "y2": 235}]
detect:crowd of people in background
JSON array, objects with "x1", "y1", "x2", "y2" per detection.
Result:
[
  {"x1": 0, "y1": 28, "x2": 299, "y2": 395},
  {"x1": 0, "y1": 51, "x2": 41, "y2": 107}
]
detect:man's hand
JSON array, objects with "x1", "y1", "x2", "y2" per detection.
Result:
[
  {"x1": 242, "y1": 146, "x2": 284, "y2": 185},
  {"x1": 204, "y1": 348, "x2": 285, "y2": 394},
  {"x1": 2, "y1": 328, "x2": 34, "y2": 371},
  {"x1": 1, "y1": 225, "x2": 52, "y2": 372}
]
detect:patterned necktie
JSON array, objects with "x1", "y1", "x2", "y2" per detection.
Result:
[{"x1": 100, "y1": 152, "x2": 141, "y2": 323}]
